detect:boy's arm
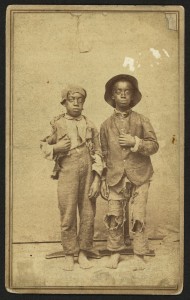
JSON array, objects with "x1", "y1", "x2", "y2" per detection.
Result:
[
  {"x1": 40, "y1": 131, "x2": 71, "y2": 160},
  {"x1": 91, "y1": 126, "x2": 103, "y2": 178},
  {"x1": 87, "y1": 124, "x2": 103, "y2": 199},
  {"x1": 40, "y1": 114, "x2": 70, "y2": 160},
  {"x1": 100, "y1": 124, "x2": 108, "y2": 179},
  {"x1": 40, "y1": 124, "x2": 57, "y2": 161},
  {"x1": 99, "y1": 124, "x2": 110, "y2": 200},
  {"x1": 40, "y1": 114, "x2": 68, "y2": 160},
  {"x1": 131, "y1": 116, "x2": 159, "y2": 156}
]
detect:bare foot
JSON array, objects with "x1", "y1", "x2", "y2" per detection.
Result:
[
  {"x1": 78, "y1": 250, "x2": 93, "y2": 269},
  {"x1": 106, "y1": 253, "x2": 120, "y2": 269},
  {"x1": 63, "y1": 255, "x2": 74, "y2": 271}
]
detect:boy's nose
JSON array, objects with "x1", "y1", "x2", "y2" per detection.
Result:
[
  {"x1": 121, "y1": 91, "x2": 126, "y2": 97},
  {"x1": 73, "y1": 99, "x2": 79, "y2": 105}
]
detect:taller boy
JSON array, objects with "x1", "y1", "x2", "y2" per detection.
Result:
[{"x1": 100, "y1": 74, "x2": 159, "y2": 269}]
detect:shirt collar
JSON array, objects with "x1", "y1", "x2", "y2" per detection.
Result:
[
  {"x1": 65, "y1": 113, "x2": 83, "y2": 121},
  {"x1": 114, "y1": 109, "x2": 131, "y2": 118}
]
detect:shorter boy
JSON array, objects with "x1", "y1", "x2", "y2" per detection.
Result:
[
  {"x1": 40, "y1": 85, "x2": 103, "y2": 270},
  {"x1": 100, "y1": 74, "x2": 159, "y2": 269}
]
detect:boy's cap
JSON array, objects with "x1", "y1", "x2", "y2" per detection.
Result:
[
  {"x1": 104, "y1": 74, "x2": 142, "y2": 108},
  {"x1": 60, "y1": 85, "x2": 87, "y2": 105}
]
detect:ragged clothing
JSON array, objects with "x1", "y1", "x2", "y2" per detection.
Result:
[
  {"x1": 100, "y1": 109, "x2": 159, "y2": 186},
  {"x1": 100, "y1": 109, "x2": 159, "y2": 254},
  {"x1": 40, "y1": 113, "x2": 103, "y2": 255},
  {"x1": 40, "y1": 113, "x2": 103, "y2": 179},
  {"x1": 104, "y1": 179, "x2": 150, "y2": 255},
  {"x1": 57, "y1": 145, "x2": 96, "y2": 254}
]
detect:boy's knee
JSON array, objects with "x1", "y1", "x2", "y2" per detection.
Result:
[
  {"x1": 132, "y1": 220, "x2": 145, "y2": 233},
  {"x1": 104, "y1": 214, "x2": 124, "y2": 230}
]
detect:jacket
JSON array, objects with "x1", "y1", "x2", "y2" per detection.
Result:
[
  {"x1": 100, "y1": 110, "x2": 159, "y2": 186},
  {"x1": 40, "y1": 114, "x2": 103, "y2": 179}
]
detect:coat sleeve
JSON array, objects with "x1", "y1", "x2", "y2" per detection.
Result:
[
  {"x1": 90, "y1": 124, "x2": 103, "y2": 177},
  {"x1": 40, "y1": 123, "x2": 57, "y2": 161},
  {"x1": 134, "y1": 116, "x2": 159, "y2": 156},
  {"x1": 100, "y1": 123, "x2": 108, "y2": 177},
  {"x1": 100, "y1": 124, "x2": 108, "y2": 162}
]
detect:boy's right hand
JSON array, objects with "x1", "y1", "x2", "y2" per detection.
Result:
[
  {"x1": 53, "y1": 137, "x2": 71, "y2": 154},
  {"x1": 100, "y1": 180, "x2": 109, "y2": 200}
]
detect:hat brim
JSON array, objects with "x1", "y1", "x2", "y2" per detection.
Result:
[{"x1": 104, "y1": 74, "x2": 142, "y2": 108}]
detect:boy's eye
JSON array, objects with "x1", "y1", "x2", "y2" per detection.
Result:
[
  {"x1": 68, "y1": 97, "x2": 84, "y2": 103},
  {"x1": 113, "y1": 89, "x2": 121, "y2": 94},
  {"x1": 113, "y1": 89, "x2": 133, "y2": 95},
  {"x1": 68, "y1": 97, "x2": 75, "y2": 101}
]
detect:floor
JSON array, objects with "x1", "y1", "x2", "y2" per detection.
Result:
[{"x1": 11, "y1": 240, "x2": 180, "y2": 291}]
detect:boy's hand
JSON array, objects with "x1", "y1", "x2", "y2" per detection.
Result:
[
  {"x1": 100, "y1": 180, "x2": 109, "y2": 200},
  {"x1": 88, "y1": 174, "x2": 101, "y2": 199},
  {"x1": 119, "y1": 133, "x2": 135, "y2": 147},
  {"x1": 53, "y1": 137, "x2": 71, "y2": 154}
]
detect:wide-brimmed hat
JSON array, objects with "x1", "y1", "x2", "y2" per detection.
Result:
[
  {"x1": 104, "y1": 74, "x2": 142, "y2": 108},
  {"x1": 60, "y1": 85, "x2": 87, "y2": 105}
]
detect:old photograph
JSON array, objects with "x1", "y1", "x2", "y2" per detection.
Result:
[{"x1": 6, "y1": 5, "x2": 184, "y2": 294}]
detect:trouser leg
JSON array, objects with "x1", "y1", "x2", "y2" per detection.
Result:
[
  {"x1": 104, "y1": 200, "x2": 127, "y2": 251},
  {"x1": 104, "y1": 180, "x2": 132, "y2": 252},
  {"x1": 78, "y1": 153, "x2": 96, "y2": 251},
  {"x1": 131, "y1": 181, "x2": 150, "y2": 255},
  {"x1": 57, "y1": 160, "x2": 79, "y2": 255}
]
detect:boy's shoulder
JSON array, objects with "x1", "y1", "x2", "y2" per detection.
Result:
[
  {"x1": 82, "y1": 115, "x2": 91, "y2": 125},
  {"x1": 100, "y1": 111, "x2": 150, "y2": 129},
  {"x1": 49, "y1": 114, "x2": 97, "y2": 129},
  {"x1": 100, "y1": 115, "x2": 113, "y2": 128},
  {"x1": 131, "y1": 110, "x2": 150, "y2": 123},
  {"x1": 50, "y1": 113, "x2": 65, "y2": 127}
]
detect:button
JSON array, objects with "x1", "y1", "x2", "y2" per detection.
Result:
[{"x1": 124, "y1": 160, "x2": 126, "y2": 162}]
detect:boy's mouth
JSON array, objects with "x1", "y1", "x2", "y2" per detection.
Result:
[{"x1": 72, "y1": 109, "x2": 81, "y2": 113}]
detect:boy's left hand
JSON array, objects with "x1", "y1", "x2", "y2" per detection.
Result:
[
  {"x1": 88, "y1": 175, "x2": 100, "y2": 200},
  {"x1": 119, "y1": 133, "x2": 135, "y2": 147}
]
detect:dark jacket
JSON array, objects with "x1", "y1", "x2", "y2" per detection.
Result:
[{"x1": 100, "y1": 110, "x2": 159, "y2": 186}]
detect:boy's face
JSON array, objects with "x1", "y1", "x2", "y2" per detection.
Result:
[
  {"x1": 112, "y1": 81, "x2": 134, "y2": 110},
  {"x1": 64, "y1": 92, "x2": 85, "y2": 117}
]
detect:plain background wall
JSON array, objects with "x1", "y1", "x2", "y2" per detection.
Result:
[{"x1": 12, "y1": 11, "x2": 180, "y2": 242}]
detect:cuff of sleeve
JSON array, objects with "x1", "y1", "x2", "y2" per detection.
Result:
[
  {"x1": 130, "y1": 136, "x2": 141, "y2": 153},
  {"x1": 91, "y1": 154, "x2": 103, "y2": 177}
]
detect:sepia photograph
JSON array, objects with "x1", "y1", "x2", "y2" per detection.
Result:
[{"x1": 6, "y1": 5, "x2": 184, "y2": 294}]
